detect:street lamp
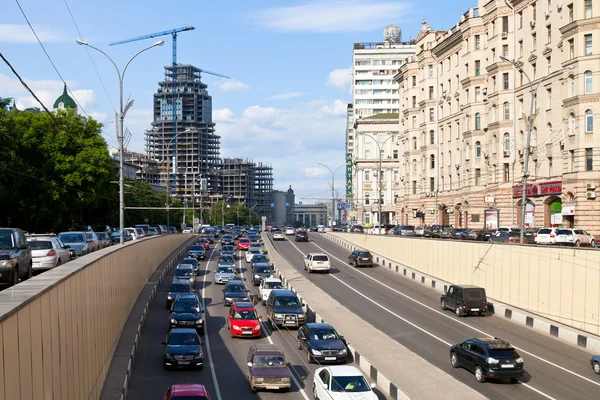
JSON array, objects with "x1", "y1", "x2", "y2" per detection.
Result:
[
  {"x1": 76, "y1": 38, "x2": 163, "y2": 244},
  {"x1": 163, "y1": 128, "x2": 194, "y2": 233},
  {"x1": 500, "y1": 55, "x2": 573, "y2": 244},
  {"x1": 318, "y1": 163, "x2": 344, "y2": 227}
]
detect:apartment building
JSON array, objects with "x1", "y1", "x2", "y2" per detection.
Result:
[{"x1": 393, "y1": 0, "x2": 599, "y2": 234}]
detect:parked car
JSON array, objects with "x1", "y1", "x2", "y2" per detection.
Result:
[
  {"x1": 414, "y1": 226, "x2": 425, "y2": 236},
  {"x1": 481, "y1": 229, "x2": 497, "y2": 241},
  {"x1": 451, "y1": 228, "x2": 469, "y2": 239},
  {"x1": 251, "y1": 262, "x2": 272, "y2": 286},
  {"x1": 313, "y1": 366, "x2": 377, "y2": 399},
  {"x1": 303, "y1": 253, "x2": 331, "y2": 273},
  {"x1": 555, "y1": 228, "x2": 596, "y2": 247},
  {"x1": 166, "y1": 279, "x2": 194, "y2": 309},
  {"x1": 27, "y1": 235, "x2": 70, "y2": 270},
  {"x1": 259, "y1": 277, "x2": 283, "y2": 305},
  {"x1": 273, "y1": 231, "x2": 286, "y2": 241},
  {"x1": 464, "y1": 229, "x2": 485, "y2": 241},
  {"x1": 169, "y1": 293, "x2": 204, "y2": 333},
  {"x1": 163, "y1": 384, "x2": 212, "y2": 400},
  {"x1": 223, "y1": 280, "x2": 250, "y2": 306},
  {"x1": 162, "y1": 328, "x2": 204, "y2": 370},
  {"x1": 0, "y1": 228, "x2": 32, "y2": 285},
  {"x1": 95, "y1": 232, "x2": 111, "y2": 248},
  {"x1": 441, "y1": 284, "x2": 488, "y2": 317},
  {"x1": 348, "y1": 249, "x2": 373, "y2": 268},
  {"x1": 450, "y1": 337, "x2": 524, "y2": 383},
  {"x1": 227, "y1": 301, "x2": 262, "y2": 338},
  {"x1": 182, "y1": 228, "x2": 193, "y2": 234},
  {"x1": 266, "y1": 289, "x2": 306, "y2": 329},
  {"x1": 489, "y1": 231, "x2": 530, "y2": 244},
  {"x1": 246, "y1": 343, "x2": 291, "y2": 392},
  {"x1": 149, "y1": 227, "x2": 159, "y2": 236},
  {"x1": 295, "y1": 231, "x2": 309, "y2": 242},
  {"x1": 297, "y1": 323, "x2": 348, "y2": 364},
  {"x1": 535, "y1": 227, "x2": 557, "y2": 244},
  {"x1": 590, "y1": 355, "x2": 600, "y2": 375},
  {"x1": 57, "y1": 231, "x2": 91, "y2": 258},
  {"x1": 349, "y1": 225, "x2": 364, "y2": 233},
  {"x1": 123, "y1": 228, "x2": 139, "y2": 240},
  {"x1": 392, "y1": 225, "x2": 416, "y2": 236}
]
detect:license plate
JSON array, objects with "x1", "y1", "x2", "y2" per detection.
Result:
[
  {"x1": 266, "y1": 386, "x2": 279, "y2": 390},
  {"x1": 179, "y1": 361, "x2": 191, "y2": 365},
  {"x1": 285, "y1": 321, "x2": 296, "y2": 325},
  {"x1": 362, "y1": 258, "x2": 369, "y2": 260},
  {"x1": 324, "y1": 357, "x2": 336, "y2": 361},
  {"x1": 242, "y1": 331, "x2": 253, "y2": 335},
  {"x1": 471, "y1": 308, "x2": 479, "y2": 312},
  {"x1": 501, "y1": 364, "x2": 514, "y2": 368}
]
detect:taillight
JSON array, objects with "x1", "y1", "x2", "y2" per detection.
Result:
[
  {"x1": 47, "y1": 250, "x2": 56, "y2": 256},
  {"x1": 356, "y1": 257, "x2": 360, "y2": 261},
  {"x1": 550, "y1": 234, "x2": 555, "y2": 238},
  {"x1": 483, "y1": 305, "x2": 487, "y2": 309}
]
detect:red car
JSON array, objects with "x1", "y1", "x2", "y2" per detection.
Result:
[
  {"x1": 164, "y1": 384, "x2": 211, "y2": 399},
  {"x1": 237, "y1": 238, "x2": 251, "y2": 251},
  {"x1": 196, "y1": 238, "x2": 209, "y2": 250},
  {"x1": 227, "y1": 301, "x2": 262, "y2": 338}
]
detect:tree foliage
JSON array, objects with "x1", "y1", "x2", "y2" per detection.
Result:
[{"x1": 202, "y1": 201, "x2": 259, "y2": 226}]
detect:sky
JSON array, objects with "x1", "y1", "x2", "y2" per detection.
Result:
[{"x1": 1, "y1": 0, "x2": 470, "y2": 202}]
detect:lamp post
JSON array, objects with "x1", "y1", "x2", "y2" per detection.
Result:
[
  {"x1": 76, "y1": 39, "x2": 163, "y2": 244},
  {"x1": 500, "y1": 55, "x2": 573, "y2": 244},
  {"x1": 163, "y1": 128, "x2": 193, "y2": 233},
  {"x1": 318, "y1": 163, "x2": 344, "y2": 227}
]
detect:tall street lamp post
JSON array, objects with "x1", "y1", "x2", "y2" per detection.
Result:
[
  {"x1": 360, "y1": 133, "x2": 393, "y2": 231},
  {"x1": 76, "y1": 39, "x2": 163, "y2": 244},
  {"x1": 318, "y1": 163, "x2": 344, "y2": 227}
]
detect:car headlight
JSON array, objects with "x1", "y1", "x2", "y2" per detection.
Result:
[
  {"x1": 167, "y1": 295, "x2": 172, "y2": 300},
  {"x1": 189, "y1": 277, "x2": 194, "y2": 282},
  {"x1": 232, "y1": 325, "x2": 241, "y2": 330},
  {"x1": 311, "y1": 349, "x2": 322, "y2": 355},
  {"x1": 165, "y1": 354, "x2": 175, "y2": 360},
  {"x1": 282, "y1": 377, "x2": 290, "y2": 382},
  {"x1": 339, "y1": 348, "x2": 347, "y2": 355},
  {"x1": 254, "y1": 377, "x2": 264, "y2": 383},
  {"x1": 486, "y1": 357, "x2": 500, "y2": 364},
  {"x1": 274, "y1": 313, "x2": 284, "y2": 319},
  {"x1": 193, "y1": 353, "x2": 203, "y2": 360},
  {"x1": 196, "y1": 319, "x2": 203, "y2": 325},
  {"x1": 515, "y1": 357, "x2": 523, "y2": 363},
  {"x1": 0, "y1": 259, "x2": 15, "y2": 268},
  {"x1": 225, "y1": 297, "x2": 232, "y2": 301},
  {"x1": 170, "y1": 318, "x2": 177, "y2": 324},
  {"x1": 254, "y1": 274, "x2": 260, "y2": 279},
  {"x1": 253, "y1": 325, "x2": 261, "y2": 330}
]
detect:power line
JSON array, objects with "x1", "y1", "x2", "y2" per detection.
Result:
[{"x1": 14, "y1": 0, "x2": 89, "y2": 116}]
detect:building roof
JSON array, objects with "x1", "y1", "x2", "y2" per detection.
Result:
[
  {"x1": 53, "y1": 84, "x2": 77, "y2": 110},
  {"x1": 363, "y1": 112, "x2": 399, "y2": 120}
]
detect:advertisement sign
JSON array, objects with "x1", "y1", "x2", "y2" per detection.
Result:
[
  {"x1": 512, "y1": 181, "x2": 562, "y2": 198},
  {"x1": 484, "y1": 208, "x2": 499, "y2": 229},
  {"x1": 561, "y1": 206, "x2": 575, "y2": 215},
  {"x1": 551, "y1": 213, "x2": 563, "y2": 225},
  {"x1": 346, "y1": 152, "x2": 353, "y2": 197}
]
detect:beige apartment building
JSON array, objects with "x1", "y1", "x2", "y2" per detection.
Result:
[{"x1": 390, "y1": 0, "x2": 599, "y2": 234}]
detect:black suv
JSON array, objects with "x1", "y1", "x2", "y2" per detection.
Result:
[
  {"x1": 0, "y1": 228, "x2": 32, "y2": 286},
  {"x1": 441, "y1": 284, "x2": 488, "y2": 316},
  {"x1": 266, "y1": 289, "x2": 306, "y2": 329},
  {"x1": 295, "y1": 231, "x2": 309, "y2": 242},
  {"x1": 348, "y1": 250, "x2": 373, "y2": 268},
  {"x1": 450, "y1": 337, "x2": 524, "y2": 383}
]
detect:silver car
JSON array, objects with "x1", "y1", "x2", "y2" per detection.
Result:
[
  {"x1": 214, "y1": 265, "x2": 236, "y2": 284},
  {"x1": 27, "y1": 236, "x2": 71, "y2": 270},
  {"x1": 57, "y1": 231, "x2": 91, "y2": 258}
]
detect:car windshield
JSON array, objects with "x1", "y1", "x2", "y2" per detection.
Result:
[
  {"x1": 331, "y1": 376, "x2": 370, "y2": 392},
  {"x1": 538, "y1": 229, "x2": 553, "y2": 234},
  {"x1": 219, "y1": 256, "x2": 235, "y2": 264},
  {"x1": 170, "y1": 283, "x2": 191, "y2": 292},
  {"x1": 253, "y1": 255, "x2": 267, "y2": 262},
  {"x1": 308, "y1": 328, "x2": 339, "y2": 341},
  {"x1": 223, "y1": 236, "x2": 233, "y2": 240},
  {"x1": 263, "y1": 281, "x2": 283, "y2": 290},
  {"x1": 28, "y1": 240, "x2": 53, "y2": 250},
  {"x1": 95, "y1": 233, "x2": 107, "y2": 239},
  {"x1": 253, "y1": 355, "x2": 285, "y2": 367},
  {"x1": 226, "y1": 284, "x2": 245, "y2": 293},
  {"x1": 175, "y1": 268, "x2": 194, "y2": 277},
  {"x1": 490, "y1": 348, "x2": 520, "y2": 359},
  {"x1": 182, "y1": 258, "x2": 198, "y2": 265},
  {"x1": 274, "y1": 296, "x2": 300, "y2": 307},
  {"x1": 239, "y1": 239, "x2": 250, "y2": 244},
  {"x1": 222, "y1": 246, "x2": 234, "y2": 252},
  {"x1": 232, "y1": 309, "x2": 258, "y2": 320},
  {"x1": 168, "y1": 333, "x2": 199, "y2": 346},
  {"x1": 58, "y1": 233, "x2": 85, "y2": 243},
  {"x1": 217, "y1": 266, "x2": 234, "y2": 274},
  {"x1": 248, "y1": 249, "x2": 260, "y2": 254},
  {"x1": 557, "y1": 229, "x2": 573, "y2": 235},
  {"x1": 255, "y1": 266, "x2": 271, "y2": 274},
  {"x1": 312, "y1": 255, "x2": 329, "y2": 262},
  {"x1": 173, "y1": 302, "x2": 200, "y2": 313},
  {"x1": 190, "y1": 246, "x2": 205, "y2": 252}
]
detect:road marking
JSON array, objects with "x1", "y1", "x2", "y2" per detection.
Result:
[
  {"x1": 285, "y1": 239, "x2": 559, "y2": 400},
  {"x1": 201, "y1": 246, "x2": 223, "y2": 400}
]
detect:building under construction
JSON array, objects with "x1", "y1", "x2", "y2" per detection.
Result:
[
  {"x1": 220, "y1": 158, "x2": 274, "y2": 222},
  {"x1": 144, "y1": 64, "x2": 221, "y2": 205}
]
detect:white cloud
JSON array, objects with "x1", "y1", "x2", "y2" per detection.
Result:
[
  {"x1": 218, "y1": 79, "x2": 250, "y2": 92},
  {"x1": 0, "y1": 24, "x2": 68, "y2": 43},
  {"x1": 327, "y1": 67, "x2": 352, "y2": 91},
  {"x1": 317, "y1": 99, "x2": 347, "y2": 116},
  {"x1": 267, "y1": 92, "x2": 305, "y2": 100},
  {"x1": 246, "y1": 1, "x2": 412, "y2": 33},
  {"x1": 304, "y1": 167, "x2": 329, "y2": 178},
  {"x1": 213, "y1": 108, "x2": 235, "y2": 123},
  {"x1": 242, "y1": 105, "x2": 278, "y2": 121}
]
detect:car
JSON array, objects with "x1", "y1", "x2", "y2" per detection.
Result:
[
  {"x1": 248, "y1": 233, "x2": 259, "y2": 242},
  {"x1": 169, "y1": 294, "x2": 204, "y2": 333},
  {"x1": 266, "y1": 289, "x2": 306, "y2": 329},
  {"x1": 220, "y1": 245, "x2": 235, "y2": 257},
  {"x1": 86, "y1": 231, "x2": 102, "y2": 251},
  {"x1": 555, "y1": 228, "x2": 596, "y2": 247},
  {"x1": 162, "y1": 328, "x2": 204, "y2": 370},
  {"x1": 259, "y1": 277, "x2": 283, "y2": 305},
  {"x1": 451, "y1": 228, "x2": 469, "y2": 239},
  {"x1": 251, "y1": 262, "x2": 272, "y2": 286},
  {"x1": 217, "y1": 254, "x2": 236, "y2": 267},
  {"x1": 181, "y1": 257, "x2": 200, "y2": 275},
  {"x1": 94, "y1": 232, "x2": 111, "y2": 248},
  {"x1": 221, "y1": 235, "x2": 235, "y2": 246},
  {"x1": 223, "y1": 279, "x2": 250, "y2": 306},
  {"x1": 182, "y1": 228, "x2": 193, "y2": 234},
  {"x1": 0, "y1": 228, "x2": 32, "y2": 285},
  {"x1": 273, "y1": 231, "x2": 286, "y2": 241},
  {"x1": 249, "y1": 241, "x2": 263, "y2": 251},
  {"x1": 464, "y1": 229, "x2": 485, "y2": 241},
  {"x1": 149, "y1": 227, "x2": 160, "y2": 236},
  {"x1": 591, "y1": 355, "x2": 600, "y2": 375},
  {"x1": 392, "y1": 225, "x2": 416, "y2": 236},
  {"x1": 441, "y1": 284, "x2": 488, "y2": 317},
  {"x1": 27, "y1": 235, "x2": 71, "y2": 270},
  {"x1": 414, "y1": 226, "x2": 425, "y2": 236},
  {"x1": 284, "y1": 226, "x2": 295, "y2": 235},
  {"x1": 163, "y1": 384, "x2": 212, "y2": 400},
  {"x1": 227, "y1": 302, "x2": 262, "y2": 338},
  {"x1": 166, "y1": 278, "x2": 194, "y2": 309},
  {"x1": 246, "y1": 343, "x2": 291, "y2": 392},
  {"x1": 295, "y1": 231, "x2": 309, "y2": 242},
  {"x1": 57, "y1": 231, "x2": 91, "y2": 258},
  {"x1": 348, "y1": 249, "x2": 373, "y2": 268},
  {"x1": 313, "y1": 366, "x2": 378, "y2": 399},
  {"x1": 188, "y1": 245, "x2": 206, "y2": 259},
  {"x1": 303, "y1": 253, "x2": 331, "y2": 273},
  {"x1": 135, "y1": 224, "x2": 151, "y2": 235},
  {"x1": 450, "y1": 337, "x2": 524, "y2": 383},
  {"x1": 237, "y1": 238, "x2": 252, "y2": 251},
  {"x1": 174, "y1": 264, "x2": 196, "y2": 288},
  {"x1": 214, "y1": 265, "x2": 237, "y2": 284},
  {"x1": 246, "y1": 248, "x2": 262, "y2": 263},
  {"x1": 196, "y1": 238, "x2": 210, "y2": 250},
  {"x1": 298, "y1": 323, "x2": 348, "y2": 364},
  {"x1": 489, "y1": 231, "x2": 529, "y2": 244},
  {"x1": 123, "y1": 227, "x2": 139, "y2": 241}
]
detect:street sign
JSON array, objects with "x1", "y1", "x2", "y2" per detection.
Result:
[
  {"x1": 285, "y1": 202, "x2": 289, "y2": 207},
  {"x1": 337, "y1": 203, "x2": 344, "y2": 210},
  {"x1": 270, "y1": 203, "x2": 274, "y2": 207},
  {"x1": 345, "y1": 204, "x2": 351, "y2": 210},
  {"x1": 299, "y1": 201, "x2": 302, "y2": 205}
]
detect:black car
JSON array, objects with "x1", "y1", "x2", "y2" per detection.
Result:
[
  {"x1": 266, "y1": 289, "x2": 306, "y2": 329},
  {"x1": 250, "y1": 254, "x2": 269, "y2": 269},
  {"x1": 188, "y1": 245, "x2": 206, "y2": 259},
  {"x1": 295, "y1": 231, "x2": 309, "y2": 242},
  {"x1": 182, "y1": 257, "x2": 200, "y2": 275},
  {"x1": 450, "y1": 337, "x2": 524, "y2": 383},
  {"x1": 218, "y1": 255, "x2": 236, "y2": 266},
  {"x1": 174, "y1": 264, "x2": 196, "y2": 288},
  {"x1": 251, "y1": 262, "x2": 272, "y2": 286},
  {"x1": 166, "y1": 279, "x2": 194, "y2": 309},
  {"x1": 0, "y1": 228, "x2": 32, "y2": 286},
  {"x1": 223, "y1": 279, "x2": 250, "y2": 306},
  {"x1": 441, "y1": 285, "x2": 488, "y2": 316},
  {"x1": 451, "y1": 228, "x2": 469, "y2": 239},
  {"x1": 297, "y1": 323, "x2": 348, "y2": 364},
  {"x1": 220, "y1": 245, "x2": 235, "y2": 257},
  {"x1": 169, "y1": 294, "x2": 204, "y2": 333},
  {"x1": 162, "y1": 328, "x2": 204, "y2": 369},
  {"x1": 348, "y1": 249, "x2": 373, "y2": 268},
  {"x1": 221, "y1": 235, "x2": 235, "y2": 246}
]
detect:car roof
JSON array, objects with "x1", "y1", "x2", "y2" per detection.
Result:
[
  {"x1": 226, "y1": 279, "x2": 245, "y2": 285},
  {"x1": 171, "y1": 278, "x2": 191, "y2": 285},
  {"x1": 264, "y1": 277, "x2": 282, "y2": 282},
  {"x1": 182, "y1": 257, "x2": 197, "y2": 261},
  {"x1": 253, "y1": 262, "x2": 271, "y2": 266},
  {"x1": 325, "y1": 365, "x2": 363, "y2": 376},
  {"x1": 170, "y1": 384, "x2": 208, "y2": 396},
  {"x1": 474, "y1": 337, "x2": 513, "y2": 349},
  {"x1": 175, "y1": 264, "x2": 194, "y2": 270},
  {"x1": 169, "y1": 328, "x2": 199, "y2": 335},
  {"x1": 174, "y1": 294, "x2": 198, "y2": 301},
  {"x1": 452, "y1": 284, "x2": 483, "y2": 289},
  {"x1": 252, "y1": 343, "x2": 283, "y2": 354},
  {"x1": 232, "y1": 301, "x2": 254, "y2": 309},
  {"x1": 271, "y1": 289, "x2": 295, "y2": 297},
  {"x1": 305, "y1": 323, "x2": 334, "y2": 330}
]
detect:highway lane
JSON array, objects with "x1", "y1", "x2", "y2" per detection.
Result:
[{"x1": 270, "y1": 233, "x2": 600, "y2": 400}]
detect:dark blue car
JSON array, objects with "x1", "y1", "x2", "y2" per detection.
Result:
[
  {"x1": 182, "y1": 257, "x2": 199, "y2": 275},
  {"x1": 162, "y1": 328, "x2": 204, "y2": 369},
  {"x1": 591, "y1": 355, "x2": 600, "y2": 374}
]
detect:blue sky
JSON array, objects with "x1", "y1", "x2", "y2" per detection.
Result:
[{"x1": 2, "y1": 0, "x2": 470, "y2": 201}]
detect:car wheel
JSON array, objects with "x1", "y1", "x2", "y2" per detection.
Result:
[
  {"x1": 510, "y1": 378, "x2": 520, "y2": 383},
  {"x1": 455, "y1": 307, "x2": 463, "y2": 317},
  {"x1": 475, "y1": 366, "x2": 485, "y2": 383},
  {"x1": 12, "y1": 265, "x2": 19, "y2": 286},
  {"x1": 450, "y1": 352, "x2": 459, "y2": 368},
  {"x1": 591, "y1": 240, "x2": 596, "y2": 248},
  {"x1": 297, "y1": 340, "x2": 302, "y2": 350},
  {"x1": 575, "y1": 240, "x2": 580, "y2": 247},
  {"x1": 307, "y1": 349, "x2": 313, "y2": 364},
  {"x1": 593, "y1": 361, "x2": 600, "y2": 375},
  {"x1": 313, "y1": 383, "x2": 319, "y2": 400},
  {"x1": 441, "y1": 300, "x2": 447, "y2": 310},
  {"x1": 26, "y1": 262, "x2": 32, "y2": 279},
  {"x1": 354, "y1": 261, "x2": 358, "y2": 268},
  {"x1": 57, "y1": 259, "x2": 61, "y2": 267}
]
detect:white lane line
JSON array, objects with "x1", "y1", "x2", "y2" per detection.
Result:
[
  {"x1": 309, "y1": 238, "x2": 600, "y2": 389},
  {"x1": 201, "y1": 246, "x2": 223, "y2": 400},
  {"x1": 237, "y1": 250, "x2": 311, "y2": 400},
  {"x1": 285, "y1": 239, "x2": 558, "y2": 400}
]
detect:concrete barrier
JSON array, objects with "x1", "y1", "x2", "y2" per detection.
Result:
[
  {"x1": 326, "y1": 233, "x2": 600, "y2": 352},
  {"x1": 0, "y1": 234, "x2": 192, "y2": 400}
]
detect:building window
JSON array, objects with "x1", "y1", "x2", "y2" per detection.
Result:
[
  {"x1": 502, "y1": 16, "x2": 509, "y2": 33},
  {"x1": 568, "y1": 4, "x2": 574, "y2": 22},
  {"x1": 532, "y1": 63, "x2": 537, "y2": 80},
  {"x1": 586, "y1": 0, "x2": 593, "y2": 19},
  {"x1": 546, "y1": 88, "x2": 552, "y2": 109},
  {"x1": 503, "y1": 72, "x2": 509, "y2": 90},
  {"x1": 475, "y1": 60, "x2": 481, "y2": 76},
  {"x1": 475, "y1": 169, "x2": 481, "y2": 185},
  {"x1": 412, "y1": 96, "x2": 417, "y2": 108},
  {"x1": 532, "y1": 33, "x2": 537, "y2": 51},
  {"x1": 570, "y1": 75, "x2": 576, "y2": 96},
  {"x1": 547, "y1": 56, "x2": 551, "y2": 74},
  {"x1": 364, "y1": 169, "x2": 370, "y2": 180},
  {"x1": 412, "y1": 116, "x2": 417, "y2": 128},
  {"x1": 365, "y1": 195, "x2": 370, "y2": 205},
  {"x1": 429, "y1": 86, "x2": 434, "y2": 99},
  {"x1": 586, "y1": 110, "x2": 594, "y2": 133},
  {"x1": 586, "y1": 148, "x2": 593, "y2": 171},
  {"x1": 412, "y1": 181, "x2": 417, "y2": 194},
  {"x1": 569, "y1": 150, "x2": 575, "y2": 172},
  {"x1": 585, "y1": 34, "x2": 593, "y2": 55},
  {"x1": 429, "y1": 130, "x2": 435, "y2": 145},
  {"x1": 570, "y1": 113, "x2": 577, "y2": 135},
  {"x1": 412, "y1": 159, "x2": 417, "y2": 173},
  {"x1": 503, "y1": 132, "x2": 511, "y2": 153},
  {"x1": 492, "y1": 76, "x2": 497, "y2": 91},
  {"x1": 428, "y1": 177, "x2": 434, "y2": 192},
  {"x1": 429, "y1": 108, "x2": 435, "y2": 122},
  {"x1": 393, "y1": 149, "x2": 399, "y2": 159},
  {"x1": 503, "y1": 163, "x2": 510, "y2": 182},
  {"x1": 492, "y1": 47, "x2": 496, "y2": 61},
  {"x1": 502, "y1": 44, "x2": 509, "y2": 58},
  {"x1": 504, "y1": 101, "x2": 510, "y2": 120},
  {"x1": 475, "y1": 34, "x2": 481, "y2": 50},
  {"x1": 585, "y1": 71, "x2": 593, "y2": 94},
  {"x1": 519, "y1": 40, "x2": 523, "y2": 57},
  {"x1": 547, "y1": 25, "x2": 552, "y2": 44},
  {"x1": 429, "y1": 65, "x2": 434, "y2": 78},
  {"x1": 430, "y1": 154, "x2": 435, "y2": 169},
  {"x1": 569, "y1": 39, "x2": 574, "y2": 59},
  {"x1": 548, "y1": 157, "x2": 553, "y2": 176},
  {"x1": 475, "y1": 113, "x2": 481, "y2": 130},
  {"x1": 518, "y1": 11, "x2": 523, "y2": 28},
  {"x1": 475, "y1": 87, "x2": 481, "y2": 102},
  {"x1": 532, "y1": 3, "x2": 537, "y2": 20},
  {"x1": 412, "y1": 137, "x2": 417, "y2": 150},
  {"x1": 393, "y1": 169, "x2": 399, "y2": 182},
  {"x1": 365, "y1": 149, "x2": 370, "y2": 159}
]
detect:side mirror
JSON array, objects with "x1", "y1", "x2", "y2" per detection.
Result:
[
  {"x1": 18, "y1": 244, "x2": 29, "y2": 250},
  {"x1": 286, "y1": 362, "x2": 291, "y2": 366},
  {"x1": 64, "y1": 244, "x2": 71, "y2": 248},
  {"x1": 370, "y1": 383, "x2": 376, "y2": 389},
  {"x1": 247, "y1": 362, "x2": 253, "y2": 367},
  {"x1": 161, "y1": 341, "x2": 166, "y2": 345},
  {"x1": 302, "y1": 302, "x2": 306, "y2": 307},
  {"x1": 258, "y1": 315, "x2": 262, "y2": 319}
]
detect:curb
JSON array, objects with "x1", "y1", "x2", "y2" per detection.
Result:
[
  {"x1": 119, "y1": 238, "x2": 196, "y2": 400},
  {"x1": 324, "y1": 233, "x2": 600, "y2": 354}
]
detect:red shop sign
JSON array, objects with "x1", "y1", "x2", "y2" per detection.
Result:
[{"x1": 512, "y1": 181, "x2": 562, "y2": 198}]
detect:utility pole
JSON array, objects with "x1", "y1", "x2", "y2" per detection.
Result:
[{"x1": 318, "y1": 163, "x2": 344, "y2": 227}]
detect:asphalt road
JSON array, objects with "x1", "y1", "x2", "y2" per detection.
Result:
[
  {"x1": 269, "y1": 232, "x2": 600, "y2": 400},
  {"x1": 127, "y1": 239, "x2": 388, "y2": 400}
]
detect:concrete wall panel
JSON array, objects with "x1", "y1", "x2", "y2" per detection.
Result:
[
  {"x1": 3, "y1": 314, "x2": 19, "y2": 399},
  {"x1": 28, "y1": 298, "x2": 43, "y2": 400},
  {"x1": 17, "y1": 305, "x2": 32, "y2": 400}
]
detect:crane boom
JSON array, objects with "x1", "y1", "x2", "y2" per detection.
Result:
[
  {"x1": 108, "y1": 26, "x2": 195, "y2": 46},
  {"x1": 198, "y1": 69, "x2": 230, "y2": 79}
]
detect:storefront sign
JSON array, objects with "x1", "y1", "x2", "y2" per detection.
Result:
[
  {"x1": 346, "y1": 152, "x2": 353, "y2": 197},
  {"x1": 561, "y1": 205, "x2": 575, "y2": 215},
  {"x1": 512, "y1": 181, "x2": 562, "y2": 198},
  {"x1": 483, "y1": 196, "x2": 495, "y2": 204},
  {"x1": 484, "y1": 208, "x2": 499, "y2": 229},
  {"x1": 551, "y1": 213, "x2": 563, "y2": 225}
]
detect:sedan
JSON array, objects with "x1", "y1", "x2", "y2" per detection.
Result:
[
  {"x1": 163, "y1": 384, "x2": 212, "y2": 400},
  {"x1": 181, "y1": 257, "x2": 200, "y2": 275},
  {"x1": 170, "y1": 294, "x2": 204, "y2": 333},
  {"x1": 223, "y1": 280, "x2": 250, "y2": 306},
  {"x1": 251, "y1": 263, "x2": 272, "y2": 286},
  {"x1": 196, "y1": 238, "x2": 210, "y2": 250},
  {"x1": 166, "y1": 279, "x2": 194, "y2": 309},
  {"x1": 298, "y1": 323, "x2": 348, "y2": 364},
  {"x1": 94, "y1": 232, "x2": 111, "y2": 248},
  {"x1": 221, "y1": 235, "x2": 235, "y2": 246},
  {"x1": 237, "y1": 238, "x2": 251, "y2": 251},
  {"x1": 214, "y1": 265, "x2": 237, "y2": 284},
  {"x1": 246, "y1": 249, "x2": 262, "y2": 263},
  {"x1": 295, "y1": 231, "x2": 309, "y2": 242},
  {"x1": 57, "y1": 231, "x2": 91, "y2": 258},
  {"x1": 188, "y1": 245, "x2": 206, "y2": 260},
  {"x1": 313, "y1": 366, "x2": 377, "y2": 400},
  {"x1": 174, "y1": 265, "x2": 196, "y2": 288},
  {"x1": 162, "y1": 328, "x2": 204, "y2": 369},
  {"x1": 27, "y1": 236, "x2": 71, "y2": 270},
  {"x1": 220, "y1": 245, "x2": 235, "y2": 257}
]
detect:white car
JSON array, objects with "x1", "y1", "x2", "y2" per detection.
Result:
[
  {"x1": 182, "y1": 227, "x2": 193, "y2": 233},
  {"x1": 124, "y1": 228, "x2": 139, "y2": 240},
  {"x1": 27, "y1": 236, "x2": 71, "y2": 270},
  {"x1": 555, "y1": 228, "x2": 596, "y2": 247},
  {"x1": 246, "y1": 248, "x2": 262, "y2": 263},
  {"x1": 285, "y1": 226, "x2": 295, "y2": 235},
  {"x1": 313, "y1": 366, "x2": 378, "y2": 400},
  {"x1": 535, "y1": 227, "x2": 557, "y2": 244},
  {"x1": 273, "y1": 231, "x2": 286, "y2": 241},
  {"x1": 303, "y1": 253, "x2": 331, "y2": 273},
  {"x1": 259, "y1": 277, "x2": 284, "y2": 305}
]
